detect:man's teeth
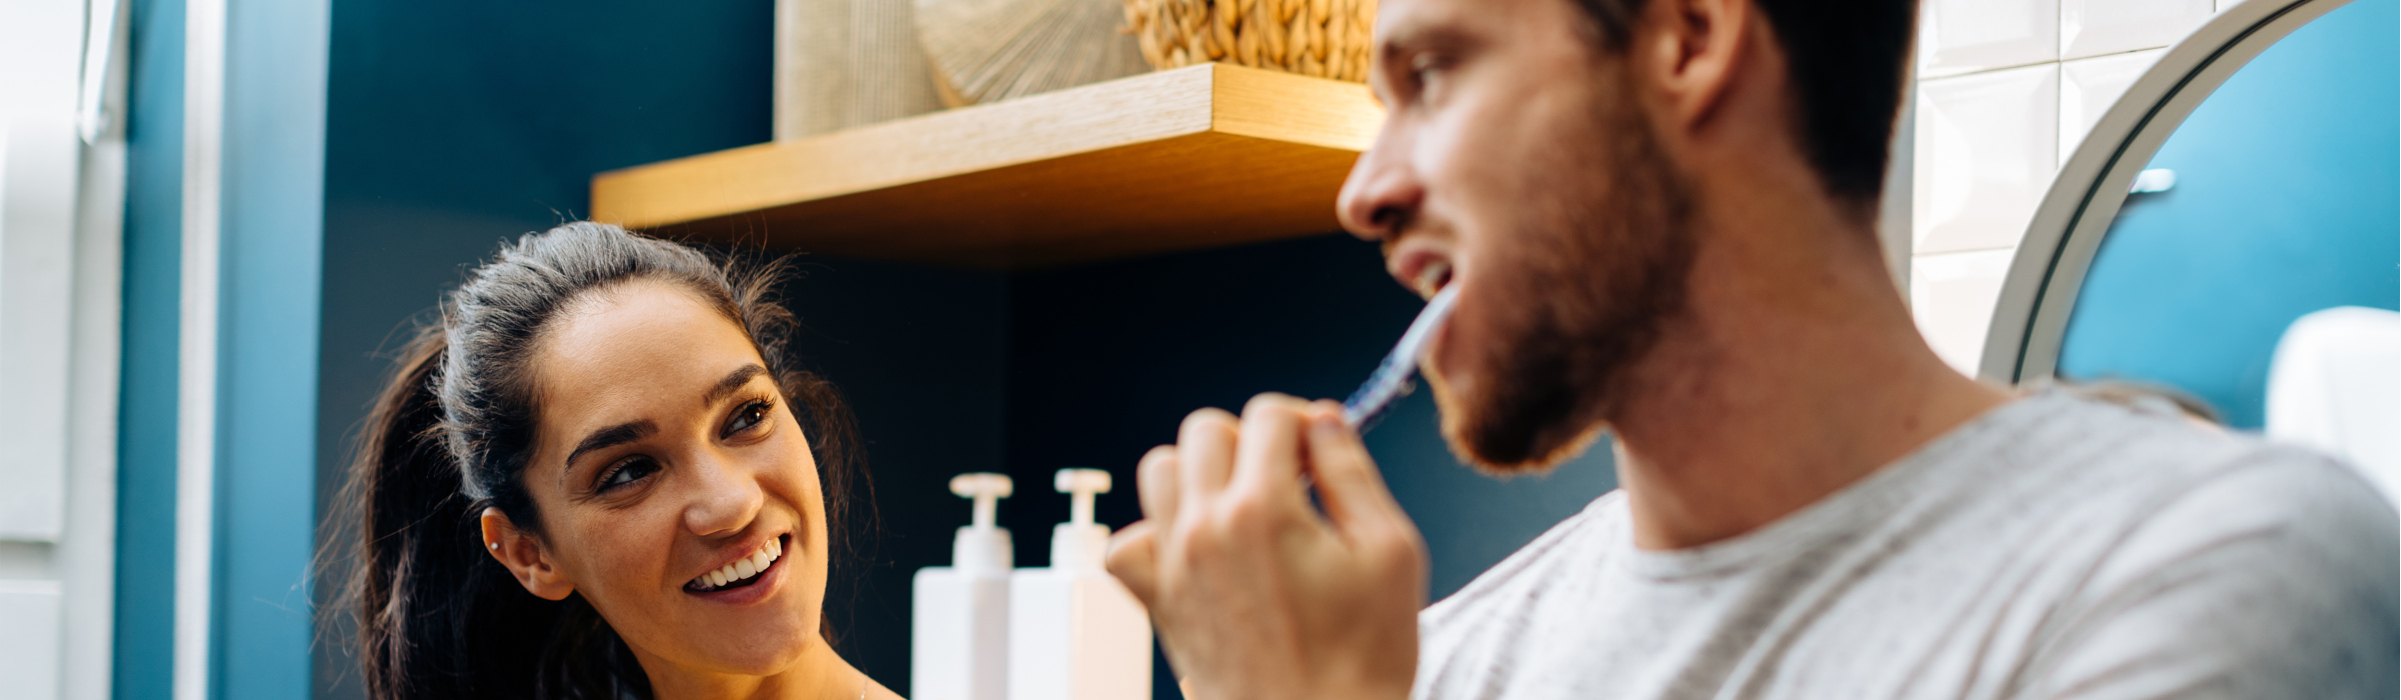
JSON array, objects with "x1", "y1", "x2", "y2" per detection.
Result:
[
  {"x1": 1415, "y1": 261, "x2": 1452, "y2": 299},
  {"x1": 695, "y1": 537, "x2": 783, "y2": 589}
]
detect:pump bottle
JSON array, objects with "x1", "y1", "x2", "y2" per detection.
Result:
[
  {"x1": 913, "y1": 473, "x2": 1016, "y2": 700},
  {"x1": 1008, "y1": 469, "x2": 1153, "y2": 700}
]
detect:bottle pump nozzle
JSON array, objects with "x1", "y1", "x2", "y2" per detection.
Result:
[
  {"x1": 952, "y1": 473, "x2": 1013, "y2": 528},
  {"x1": 949, "y1": 473, "x2": 1014, "y2": 572},
  {"x1": 1050, "y1": 469, "x2": 1113, "y2": 570},
  {"x1": 1056, "y1": 468, "x2": 1110, "y2": 526}
]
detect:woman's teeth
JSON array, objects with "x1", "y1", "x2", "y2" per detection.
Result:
[{"x1": 691, "y1": 536, "x2": 782, "y2": 591}]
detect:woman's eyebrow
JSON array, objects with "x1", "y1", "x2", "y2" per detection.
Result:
[
  {"x1": 566, "y1": 421, "x2": 654, "y2": 471},
  {"x1": 560, "y1": 364, "x2": 766, "y2": 473},
  {"x1": 704, "y1": 364, "x2": 768, "y2": 406}
]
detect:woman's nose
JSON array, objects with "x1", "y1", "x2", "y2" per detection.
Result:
[
  {"x1": 1337, "y1": 129, "x2": 1425, "y2": 242},
  {"x1": 683, "y1": 451, "x2": 765, "y2": 538}
]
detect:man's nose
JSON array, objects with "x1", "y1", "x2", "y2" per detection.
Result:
[
  {"x1": 684, "y1": 451, "x2": 764, "y2": 538},
  {"x1": 1337, "y1": 130, "x2": 1424, "y2": 242}
]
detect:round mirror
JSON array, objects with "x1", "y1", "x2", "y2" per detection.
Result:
[{"x1": 1982, "y1": 0, "x2": 2398, "y2": 491}]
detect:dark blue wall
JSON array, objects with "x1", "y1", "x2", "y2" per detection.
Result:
[
  {"x1": 1001, "y1": 234, "x2": 1617, "y2": 601},
  {"x1": 315, "y1": 1, "x2": 1015, "y2": 696},
  {"x1": 310, "y1": 5, "x2": 1614, "y2": 700},
  {"x1": 2059, "y1": 0, "x2": 2400, "y2": 427},
  {"x1": 1001, "y1": 233, "x2": 1619, "y2": 699}
]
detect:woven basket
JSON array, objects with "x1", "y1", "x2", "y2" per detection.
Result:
[{"x1": 1122, "y1": 0, "x2": 1377, "y2": 82}]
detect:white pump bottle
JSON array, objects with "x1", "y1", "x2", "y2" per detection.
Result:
[
  {"x1": 1008, "y1": 469, "x2": 1153, "y2": 700},
  {"x1": 913, "y1": 473, "x2": 1016, "y2": 700}
]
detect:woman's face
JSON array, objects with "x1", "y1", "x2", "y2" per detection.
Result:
[{"x1": 503, "y1": 280, "x2": 830, "y2": 676}]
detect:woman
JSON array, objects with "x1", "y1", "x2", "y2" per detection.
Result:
[{"x1": 343, "y1": 222, "x2": 897, "y2": 700}]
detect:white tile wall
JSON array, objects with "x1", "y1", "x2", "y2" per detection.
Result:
[
  {"x1": 1912, "y1": 248, "x2": 2022, "y2": 374},
  {"x1": 2060, "y1": 49, "x2": 2166, "y2": 163},
  {"x1": 1906, "y1": 0, "x2": 2211, "y2": 378},
  {"x1": 1921, "y1": 0, "x2": 2060, "y2": 77},
  {"x1": 1913, "y1": 64, "x2": 2060, "y2": 255},
  {"x1": 2062, "y1": 0, "x2": 2215, "y2": 59}
]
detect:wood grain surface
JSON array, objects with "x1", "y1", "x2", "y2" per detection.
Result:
[{"x1": 590, "y1": 63, "x2": 1385, "y2": 269}]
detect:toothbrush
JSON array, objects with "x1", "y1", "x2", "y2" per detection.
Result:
[{"x1": 1340, "y1": 284, "x2": 1462, "y2": 432}]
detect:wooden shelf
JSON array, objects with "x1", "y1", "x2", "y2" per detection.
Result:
[{"x1": 590, "y1": 63, "x2": 1385, "y2": 269}]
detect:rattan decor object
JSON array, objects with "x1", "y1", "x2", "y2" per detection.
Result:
[
  {"x1": 917, "y1": 0, "x2": 1151, "y2": 106},
  {"x1": 1123, "y1": 0, "x2": 1375, "y2": 81},
  {"x1": 777, "y1": 0, "x2": 948, "y2": 139}
]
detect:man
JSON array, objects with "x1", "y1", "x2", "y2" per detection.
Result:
[{"x1": 1103, "y1": 0, "x2": 2400, "y2": 698}]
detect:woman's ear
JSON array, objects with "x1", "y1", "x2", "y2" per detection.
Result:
[{"x1": 481, "y1": 507, "x2": 576, "y2": 601}]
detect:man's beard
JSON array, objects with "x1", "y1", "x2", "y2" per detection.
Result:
[{"x1": 1430, "y1": 88, "x2": 1699, "y2": 474}]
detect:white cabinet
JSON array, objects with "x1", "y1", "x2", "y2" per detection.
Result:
[{"x1": 0, "y1": 582, "x2": 63, "y2": 699}]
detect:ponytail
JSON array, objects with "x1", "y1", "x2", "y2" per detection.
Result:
[{"x1": 345, "y1": 326, "x2": 649, "y2": 700}]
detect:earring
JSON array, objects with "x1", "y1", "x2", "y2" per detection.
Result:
[{"x1": 488, "y1": 542, "x2": 499, "y2": 550}]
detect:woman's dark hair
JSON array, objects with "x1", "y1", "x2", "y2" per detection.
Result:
[{"x1": 337, "y1": 222, "x2": 864, "y2": 700}]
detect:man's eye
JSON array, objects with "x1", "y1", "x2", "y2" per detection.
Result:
[
  {"x1": 596, "y1": 456, "x2": 660, "y2": 493},
  {"x1": 724, "y1": 399, "x2": 774, "y2": 437},
  {"x1": 1409, "y1": 52, "x2": 1447, "y2": 84}
]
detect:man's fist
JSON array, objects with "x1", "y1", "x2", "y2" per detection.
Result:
[{"x1": 1106, "y1": 394, "x2": 1428, "y2": 700}]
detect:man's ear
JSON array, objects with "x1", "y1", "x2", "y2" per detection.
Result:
[
  {"x1": 481, "y1": 507, "x2": 575, "y2": 601},
  {"x1": 1636, "y1": 0, "x2": 1754, "y2": 128}
]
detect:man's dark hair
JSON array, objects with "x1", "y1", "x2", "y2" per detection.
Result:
[{"x1": 1568, "y1": 0, "x2": 1920, "y2": 206}]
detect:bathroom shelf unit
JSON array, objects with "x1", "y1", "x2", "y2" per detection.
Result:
[{"x1": 589, "y1": 62, "x2": 1385, "y2": 269}]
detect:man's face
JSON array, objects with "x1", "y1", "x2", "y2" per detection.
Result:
[{"x1": 1338, "y1": 0, "x2": 1697, "y2": 473}]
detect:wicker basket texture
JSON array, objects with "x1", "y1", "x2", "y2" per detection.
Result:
[{"x1": 1122, "y1": 0, "x2": 1377, "y2": 81}]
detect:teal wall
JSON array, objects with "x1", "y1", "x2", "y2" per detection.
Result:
[
  {"x1": 119, "y1": 0, "x2": 330, "y2": 695},
  {"x1": 2059, "y1": 0, "x2": 2401, "y2": 427},
  {"x1": 217, "y1": 0, "x2": 330, "y2": 696},
  {"x1": 117, "y1": 0, "x2": 185, "y2": 696}
]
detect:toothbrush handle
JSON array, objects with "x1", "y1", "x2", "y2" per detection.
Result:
[{"x1": 1341, "y1": 285, "x2": 1462, "y2": 432}]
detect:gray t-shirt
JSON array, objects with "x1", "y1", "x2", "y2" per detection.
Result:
[{"x1": 1415, "y1": 391, "x2": 2399, "y2": 700}]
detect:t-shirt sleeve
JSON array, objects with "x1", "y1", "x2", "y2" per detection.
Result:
[{"x1": 2014, "y1": 447, "x2": 2400, "y2": 700}]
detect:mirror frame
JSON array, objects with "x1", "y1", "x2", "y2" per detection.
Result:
[{"x1": 1976, "y1": 0, "x2": 2358, "y2": 383}]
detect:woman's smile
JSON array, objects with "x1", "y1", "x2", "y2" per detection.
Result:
[{"x1": 685, "y1": 533, "x2": 791, "y2": 603}]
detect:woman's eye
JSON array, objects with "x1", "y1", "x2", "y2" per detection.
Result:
[
  {"x1": 724, "y1": 399, "x2": 774, "y2": 437},
  {"x1": 595, "y1": 456, "x2": 660, "y2": 493}
]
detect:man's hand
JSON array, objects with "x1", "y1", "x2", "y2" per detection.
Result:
[{"x1": 1106, "y1": 394, "x2": 1429, "y2": 700}]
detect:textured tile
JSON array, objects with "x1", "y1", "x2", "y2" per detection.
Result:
[
  {"x1": 1922, "y1": 0, "x2": 2061, "y2": 76},
  {"x1": 1912, "y1": 248, "x2": 2023, "y2": 375},
  {"x1": 2063, "y1": 0, "x2": 2215, "y2": 59},
  {"x1": 2059, "y1": 49, "x2": 2166, "y2": 163},
  {"x1": 1913, "y1": 64, "x2": 2061, "y2": 254}
]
